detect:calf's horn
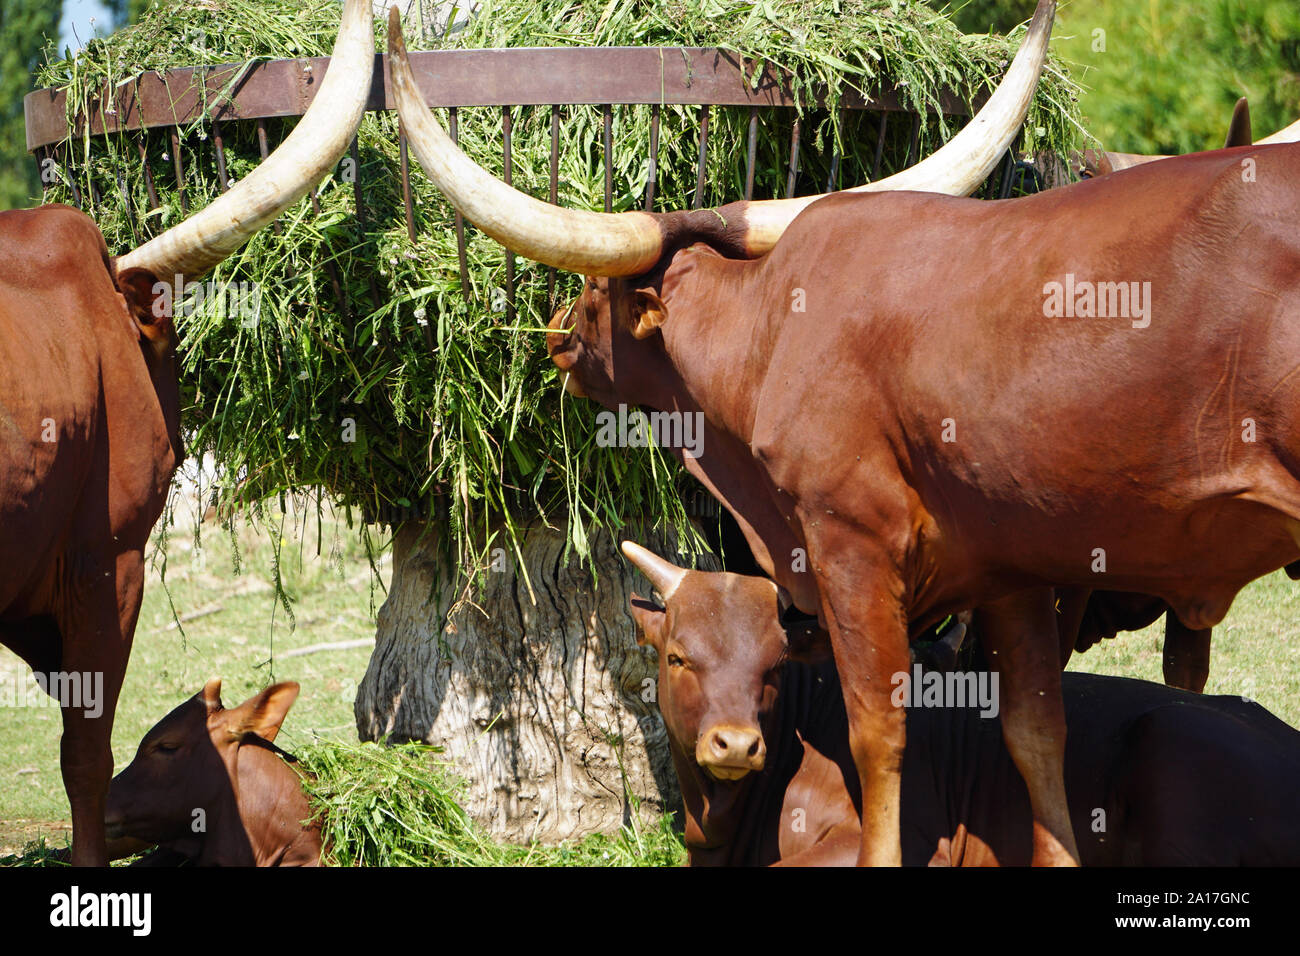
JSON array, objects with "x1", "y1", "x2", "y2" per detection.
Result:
[
  {"x1": 117, "y1": 0, "x2": 375, "y2": 281},
  {"x1": 389, "y1": 0, "x2": 1054, "y2": 275},
  {"x1": 620, "y1": 541, "x2": 687, "y2": 602}
]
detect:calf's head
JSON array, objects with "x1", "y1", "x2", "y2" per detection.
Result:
[
  {"x1": 622, "y1": 542, "x2": 828, "y2": 781},
  {"x1": 105, "y1": 680, "x2": 300, "y2": 852}
]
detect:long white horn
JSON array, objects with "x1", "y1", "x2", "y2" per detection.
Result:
[
  {"x1": 1258, "y1": 117, "x2": 1300, "y2": 145},
  {"x1": 738, "y1": 0, "x2": 1056, "y2": 254},
  {"x1": 620, "y1": 541, "x2": 688, "y2": 602},
  {"x1": 117, "y1": 0, "x2": 375, "y2": 281},
  {"x1": 392, "y1": 0, "x2": 1053, "y2": 275},
  {"x1": 387, "y1": 6, "x2": 664, "y2": 277}
]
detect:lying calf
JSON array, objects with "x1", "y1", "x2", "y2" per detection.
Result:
[
  {"x1": 622, "y1": 541, "x2": 1300, "y2": 866},
  {"x1": 105, "y1": 680, "x2": 321, "y2": 866}
]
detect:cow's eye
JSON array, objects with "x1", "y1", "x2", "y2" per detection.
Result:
[{"x1": 154, "y1": 742, "x2": 179, "y2": 755}]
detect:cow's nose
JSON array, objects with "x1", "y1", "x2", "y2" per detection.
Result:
[{"x1": 697, "y1": 724, "x2": 766, "y2": 778}]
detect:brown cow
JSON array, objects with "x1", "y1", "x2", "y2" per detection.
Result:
[
  {"x1": 391, "y1": 0, "x2": 1300, "y2": 867},
  {"x1": 624, "y1": 543, "x2": 1300, "y2": 866},
  {"x1": 0, "y1": 0, "x2": 374, "y2": 865},
  {"x1": 105, "y1": 680, "x2": 321, "y2": 867}
]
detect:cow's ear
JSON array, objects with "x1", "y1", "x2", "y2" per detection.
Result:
[
  {"x1": 1224, "y1": 96, "x2": 1252, "y2": 148},
  {"x1": 200, "y1": 678, "x2": 224, "y2": 714},
  {"x1": 115, "y1": 266, "x2": 173, "y2": 353},
  {"x1": 784, "y1": 621, "x2": 833, "y2": 665},
  {"x1": 629, "y1": 594, "x2": 667, "y2": 650},
  {"x1": 630, "y1": 288, "x2": 668, "y2": 340},
  {"x1": 230, "y1": 682, "x2": 301, "y2": 742}
]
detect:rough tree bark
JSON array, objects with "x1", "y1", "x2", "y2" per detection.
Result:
[{"x1": 355, "y1": 520, "x2": 716, "y2": 842}]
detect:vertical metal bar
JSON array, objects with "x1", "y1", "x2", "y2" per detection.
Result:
[
  {"x1": 785, "y1": 117, "x2": 801, "y2": 198},
  {"x1": 136, "y1": 135, "x2": 160, "y2": 220},
  {"x1": 212, "y1": 120, "x2": 229, "y2": 193},
  {"x1": 449, "y1": 107, "x2": 470, "y2": 298},
  {"x1": 350, "y1": 136, "x2": 384, "y2": 313},
  {"x1": 548, "y1": 105, "x2": 559, "y2": 310},
  {"x1": 904, "y1": 112, "x2": 922, "y2": 167},
  {"x1": 603, "y1": 104, "x2": 613, "y2": 212},
  {"x1": 502, "y1": 106, "x2": 515, "y2": 324},
  {"x1": 744, "y1": 107, "x2": 758, "y2": 200},
  {"x1": 256, "y1": 120, "x2": 284, "y2": 237},
  {"x1": 825, "y1": 109, "x2": 841, "y2": 193},
  {"x1": 115, "y1": 163, "x2": 139, "y2": 245},
  {"x1": 37, "y1": 145, "x2": 52, "y2": 196},
  {"x1": 644, "y1": 103, "x2": 660, "y2": 211},
  {"x1": 62, "y1": 144, "x2": 83, "y2": 209},
  {"x1": 311, "y1": 186, "x2": 351, "y2": 325},
  {"x1": 871, "y1": 111, "x2": 888, "y2": 181},
  {"x1": 997, "y1": 149, "x2": 1017, "y2": 199},
  {"x1": 169, "y1": 127, "x2": 187, "y2": 214},
  {"x1": 693, "y1": 105, "x2": 710, "y2": 210},
  {"x1": 399, "y1": 129, "x2": 417, "y2": 243}
]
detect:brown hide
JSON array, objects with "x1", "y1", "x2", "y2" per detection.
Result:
[
  {"x1": 561, "y1": 143, "x2": 1300, "y2": 864},
  {"x1": 626, "y1": 560, "x2": 1300, "y2": 866},
  {"x1": 105, "y1": 680, "x2": 321, "y2": 867},
  {"x1": 0, "y1": 205, "x2": 179, "y2": 866}
]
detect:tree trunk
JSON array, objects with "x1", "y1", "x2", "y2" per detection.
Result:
[{"x1": 355, "y1": 520, "x2": 715, "y2": 843}]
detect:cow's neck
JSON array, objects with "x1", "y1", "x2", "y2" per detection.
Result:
[
  {"x1": 232, "y1": 741, "x2": 321, "y2": 866},
  {"x1": 655, "y1": 252, "x2": 766, "y2": 445}
]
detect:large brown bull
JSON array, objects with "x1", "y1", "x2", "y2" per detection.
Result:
[
  {"x1": 0, "y1": 0, "x2": 374, "y2": 865},
  {"x1": 389, "y1": 0, "x2": 1300, "y2": 867}
]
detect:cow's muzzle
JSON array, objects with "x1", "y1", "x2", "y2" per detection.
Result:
[
  {"x1": 696, "y1": 724, "x2": 766, "y2": 780},
  {"x1": 547, "y1": 306, "x2": 586, "y2": 397}
]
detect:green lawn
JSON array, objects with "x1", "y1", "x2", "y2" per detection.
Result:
[
  {"x1": 3, "y1": 498, "x2": 1298, "y2": 862},
  {"x1": 0, "y1": 502, "x2": 390, "y2": 855}
]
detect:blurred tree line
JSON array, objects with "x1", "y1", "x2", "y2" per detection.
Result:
[
  {"x1": 0, "y1": 0, "x2": 151, "y2": 210},
  {"x1": 0, "y1": 0, "x2": 62, "y2": 210},
  {"x1": 932, "y1": 0, "x2": 1300, "y2": 153}
]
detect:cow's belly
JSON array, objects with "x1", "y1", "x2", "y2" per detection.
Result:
[{"x1": 0, "y1": 331, "x2": 99, "y2": 612}]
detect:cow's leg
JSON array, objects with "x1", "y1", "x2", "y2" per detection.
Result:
[
  {"x1": 58, "y1": 550, "x2": 144, "y2": 867},
  {"x1": 1162, "y1": 611, "x2": 1211, "y2": 693},
  {"x1": 975, "y1": 587, "x2": 1080, "y2": 866},
  {"x1": 812, "y1": 557, "x2": 910, "y2": 867}
]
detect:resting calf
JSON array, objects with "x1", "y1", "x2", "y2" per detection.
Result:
[
  {"x1": 105, "y1": 680, "x2": 321, "y2": 867},
  {"x1": 623, "y1": 542, "x2": 1300, "y2": 866}
]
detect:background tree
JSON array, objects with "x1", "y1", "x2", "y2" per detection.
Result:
[{"x1": 0, "y1": 0, "x2": 61, "y2": 210}]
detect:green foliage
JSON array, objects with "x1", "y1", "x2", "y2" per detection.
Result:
[
  {"x1": 1057, "y1": 0, "x2": 1300, "y2": 154},
  {"x1": 0, "y1": 0, "x2": 61, "y2": 210},
  {"x1": 32, "y1": 0, "x2": 1080, "y2": 574},
  {"x1": 298, "y1": 739, "x2": 686, "y2": 866}
]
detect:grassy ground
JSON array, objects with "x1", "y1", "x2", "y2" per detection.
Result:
[
  {"x1": 0, "y1": 494, "x2": 391, "y2": 855},
  {"x1": 2, "y1": 488, "x2": 1297, "y2": 864}
]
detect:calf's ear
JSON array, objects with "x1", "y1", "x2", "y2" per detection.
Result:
[
  {"x1": 201, "y1": 678, "x2": 224, "y2": 714},
  {"x1": 629, "y1": 594, "x2": 667, "y2": 651},
  {"x1": 630, "y1": 288, "x2": 668, "y2": 340},
  {"x1": 230, "y1": 682, "x2": 301, "y2": 742}
]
